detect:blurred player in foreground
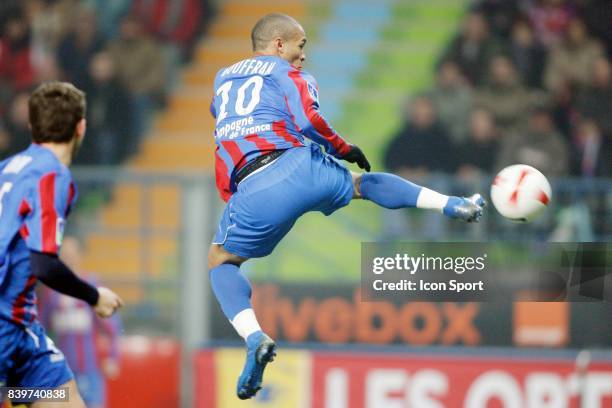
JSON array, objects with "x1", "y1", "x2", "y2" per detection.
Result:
[
  {"x1": 40, "y1": 237, "x2": 121, "y2": 408},
  {"x1": 208, "y1": 13, "x2": 485, "y2": 399},
  {"x1": 0, "y1": 82, "x2": 123, "y2": 408}
]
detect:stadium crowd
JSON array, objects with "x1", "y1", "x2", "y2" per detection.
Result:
[
  {"x1": 385, "y1": 0, "x2": 612, "y2": 181},
  {"x1": 0, "y1": 0, "x2": 210, "y2": 165}
]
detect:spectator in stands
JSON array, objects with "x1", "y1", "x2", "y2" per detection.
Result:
[
  {"x1": 131, "y1": 0, "x2": 204, "y2": 90},
  {"x1": 3, "y1": 92, "x2": 32, "y2": 156},
  {"x1": 456, "y1": 108, "x2": 500, "y2": 181},
  {"x1": 27, "y1": 0, "x2": 77, "y2": 59},
  {"x1": 384, "y1": 96, "x2": 455, "y2": 178},
  {"x1": 527, "y1": 0, "x2": 574, "y2": 47},
  {"x1": 0, "y1": 1, "x2": 20, "y2": 28},
  {"x1": 442, "y1": 12, "x2": 499, "y2": 86},
  {"x1": 57, "y1": 6, "x2": 103, "y2": 90},
  {"x1": 383, "y1": 96, "x2": 456, "y2": 239},
  {"x1": 84, "y1": 0, "x2": 132, "y2": 40},
  {"x1": 507, "y1": 19, "x2": 546, "y2": 89},
  {"x1": 80, "y1": 52, "x2": 135, "y2": 165},
  {"x1": 577, "y1": 0, "x2": 612, "y2": 56},
  {"x1": 132, "y1": 0, "x2": 203, "y2": 54},
  {"x1": 496, "y1": 106, "x2": 569, "y2": 177},
  {"x1": 108, "y1": 15, "x2": 166, "y2": 141},
  {"x1": 544, "y1": 17, "x2": 604, "y2": 94},
  {"x1": 34, "y1": 53, "x2": 61, "y2": 84},
  {"x1": 0, "y1": 123, "x2": 12, "y2": 159},
  {"x1": 570, "y1": 118, "x2": 611, "y2": 177},
  {"x1": 474, "y1": 55, "x2": 534, "y2": 132},
  {"x1": 576, "y1": 56, "x2": 612, "y2": 138},
  {"x1": 428, "y1": 61, "x2": 472, "y2": 144},
  {"x1": 473, "y1": 0, "x2": 521, "y2": 38},
  {"x1": 0, "y1": 10, "x2": 34, "y2": 98}
]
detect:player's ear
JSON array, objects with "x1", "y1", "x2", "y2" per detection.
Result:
[
  {"x1": 75, "y1": 118, "x2": 86, "y2": 142},
  {"x1": 275, "y1": 37, "x2": 284, "y2": 54}
]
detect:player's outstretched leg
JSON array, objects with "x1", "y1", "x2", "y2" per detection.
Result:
[
  {"x1": 208, "y1": 245, "x2": 276, "y2": 400},
  {"x1": 355, "y1": 172, "x2": 485, "y2": 222}
]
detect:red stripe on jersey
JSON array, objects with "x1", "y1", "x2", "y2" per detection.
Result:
[
  {"x1": 19, "y1": 225, "x2": 29, "y2": 239},
  {"x1": 220, "y1": 140, "x2": 244, "y2": 167},
  {"x1": 39, "y1": 172, "x2": 58, "y2": 253},
  {"x1": 288, "y1": 70, "x2": 351, "y2": 156},
  {"x1": 19, "y1": 199, "x2": 32, "y2": 239},
  {"x1": 214, "y1": 148, "x2": 231, "y2": 202},
  {"x1": 245, "y1": 133, "x2": 276, "y2": 151},
  {"x1": 11, "y1": 274, "x2": 37, "y2": 325},
  {"x1": 272, "y1": 120, "x2": 302, "y2": 147},
  {"x1": 19, "y1": 199, "x2": 31, "y2": 216},
  {"x1": 284, "y1": 96, "x2": 302, "y2": 133}
]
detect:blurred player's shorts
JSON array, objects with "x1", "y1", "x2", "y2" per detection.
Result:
[
  {"x1": 213, "y1": 144, "x2": 353, "y2": 258},
  {"x1": 0, "y1": 320, "x2": 73, "y2": 389}
]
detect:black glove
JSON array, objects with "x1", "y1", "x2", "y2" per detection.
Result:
[{"x1": 341, "y1": 144, "x2": 371, "y2": 172}]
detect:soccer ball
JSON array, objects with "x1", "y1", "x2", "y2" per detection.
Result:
[{"x1": 490, "y1": 164, "x2": 552, "y2": 222}]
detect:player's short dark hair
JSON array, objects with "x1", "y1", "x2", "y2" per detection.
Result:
[
  {"x1": 251, "y1": 13, "x2": 301, "y2": 51},
  {"x1": 29, "y1": 81, "x2": 86, "y2": 144}
]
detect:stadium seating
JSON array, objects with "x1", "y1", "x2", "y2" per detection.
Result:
[{"x1": 81, "y1": 0, "x2": 308, "y2": 301}]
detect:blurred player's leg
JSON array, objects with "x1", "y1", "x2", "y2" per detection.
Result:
[
  {"x1": 30, "y1": 380, "x2": 85, "y2": 408},
  {"x1": 208, "y1": 245, "x2": 276, "y2": 400},
  {"x1": 352, "y1": 172, "x2": 485, "y2": 222}
]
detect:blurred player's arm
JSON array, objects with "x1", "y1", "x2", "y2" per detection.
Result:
[
  {"x1": 95, "y1": 302, "x2": 122, "y2": 378},
  {"x1": 281, "y1": 69, "x2": 370, "y2": 171},
  {"x1": 30, "y1": 251, "x2": 123, "y2": 318}
]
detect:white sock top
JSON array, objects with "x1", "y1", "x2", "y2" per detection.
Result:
[
  {"x1": 416, "y1": 187, "x2": 449, "y2": 212},
  {"x1": 231, "y1": 308, "x2": 262, "y2": 340}
]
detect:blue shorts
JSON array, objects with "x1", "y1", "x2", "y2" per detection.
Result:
[
  {"x1": 75, "y1": 371, "x2": 105, "y2": 407},
  {"x1": 0, "y1": 319, "x2": 73, "y2": 390},
  {"x1": 213, "y1": 145, "x2": 353, "y2": 258}
]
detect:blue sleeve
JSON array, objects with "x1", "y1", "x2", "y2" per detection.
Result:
[
  {"x1": 211, "y1": 70, "x2": 223, "y2": 119},
  {"x1": 210, "y1": 100, "x2": 217, "y2": 119},
  {"x1": 23, "y1": 170, "x2": 76, "y2": 255},
  {"x1": 275, "y1": 67, "x2": 351, "y2": 158}
]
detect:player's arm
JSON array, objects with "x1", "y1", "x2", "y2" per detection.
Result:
[
  {"x1": 30, "y1": 252, "x2": 122, "y2": 318},
  {"x1": 210, "y1": 100, "x2": 217, "y2": 119},
  {"x1": 30, "y1": 251, "x2": 98, "y2": 305},
  {"x1": 22, "y1": 171, "x2": 123, "y2": 316},
  {"x1": 280, "y1": 69, "x2": 371, "y2": 171}
]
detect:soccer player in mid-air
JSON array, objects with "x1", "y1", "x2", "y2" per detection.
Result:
[
  {"x1": 208, "y1": 13, "x2": 485, "y2": 399},
  {"x1": 0, "y1": 82, "x2": 123, "y2": 408}
]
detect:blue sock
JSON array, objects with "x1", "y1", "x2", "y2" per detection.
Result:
[
  {"x1": 209, "y1": 263, "x2": 253, "y2": 321},
  {"x1": 360, "y1": 172, "x2": 423, "y2": 209}
]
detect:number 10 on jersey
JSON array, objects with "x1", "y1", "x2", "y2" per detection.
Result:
[{"x1": 215, "y1": 76, "x2": 264, "y2": 123}]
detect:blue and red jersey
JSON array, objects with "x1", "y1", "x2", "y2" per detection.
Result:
[
  {"x1": 211, "y1": 55, "x2": 351, "y2": 201},
  {"x1": 0, "y1": 144, "x2": 76, "y2": 326},
  {"x1": 39, "y1": 281, "x2": 121, "y2": 374}
]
